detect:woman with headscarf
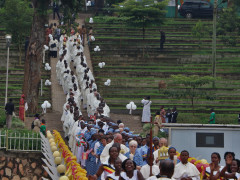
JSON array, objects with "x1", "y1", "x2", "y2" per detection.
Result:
[{"x1": 19, "y1": 94, "x2": 25, "y2": 121}]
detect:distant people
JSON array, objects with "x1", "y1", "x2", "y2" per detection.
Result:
[
  {"x1": 171, "y1": 107, "x2": 178, "y2": 123},
  {"x1": 24, "y1": 36, "x2": 29, "y2": 58},
  {"x1": 160, "y1": 105, "x2": 166, "y2": 123},
  {"x1": 49, "y1": 37, "x2": 58, "y2": 58},
  {"x1": 5, "y1": 99, "x2": 15, "y2": 129},
  {"x1": 53, "y1": 1, "x2": 60, "y2": 20},
  {"x1": 238, "y1": 113, "x2": 240, "y2": 124},
  {"x1": 153, "y1": 111, "x2": 162, "y2": 136},
  {"x1": 172, "y1": 150, "x2": 200, "y2": 180},
  {"x1": 209, "y1": 108, "x2": 215, "y2": 124},
  {"x1": 32, "y1": 113, "x2": 41, "y2": 132},
  {"x1": 141, "y1": 96, "x2": 152, "y2": 123},
  {"x1": 160, "y1": 30, "x2": 165, "y2": 50},
  {"x1": 40, "y1": 119, "x2": 47, "y2": 137},
  {"x1": 165, "y1": 108, "x2": 171, "y2": 123},
  {"x1": 19, "y1": 94, "x2": 26, "y2": 122}
]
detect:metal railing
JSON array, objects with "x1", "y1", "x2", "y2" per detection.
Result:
[{"x1": 0, "y1": 130, "x2": 41, "y2": 151}]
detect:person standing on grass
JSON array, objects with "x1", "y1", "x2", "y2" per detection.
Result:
[
  {"x1": 209, "y1": 108, "x2": 215, "y2": 124},
  {"x1": 171, "y1": 107, "x2": 178, "y2": 123},
  {"x1": 141, "y1": 96, "x2": 152, "y2": 123},
  {"x1": 5, "y1": 98, "x2": 14, "y2": 129},
  {"x1": 160, "y1": 30, "x2": 165, "y2": 50}
]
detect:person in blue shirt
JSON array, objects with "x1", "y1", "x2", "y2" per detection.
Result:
[
  {"x1": 166, "y1": 147, "x2": 180, "y2": 164},
  {"x1": 139, "y1": 134, "x2": 150, "y2": 165},
  {"x1": 125, "y1": 140, "x2": 143, "y2": 168}
]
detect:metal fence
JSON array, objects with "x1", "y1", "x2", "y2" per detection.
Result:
[{"x1": 0, "y1": 130, "x2": 41, "y2": 151}]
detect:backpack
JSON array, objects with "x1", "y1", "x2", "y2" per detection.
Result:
[{"x1": 31, "y1": 121, "x2": 35, "y2": 129}]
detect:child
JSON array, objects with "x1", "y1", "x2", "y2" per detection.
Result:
[{"x1": 40, "y1": 119, "x2": 46, "y2": 137}]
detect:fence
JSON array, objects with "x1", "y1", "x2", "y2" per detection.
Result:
[{"x1": 0, "y1": 130, "x2": 41, "y2": 152}]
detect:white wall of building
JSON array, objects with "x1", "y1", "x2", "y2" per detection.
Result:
[{"x1": 168, "y1": 127, "x2": 240, "y2": 165}]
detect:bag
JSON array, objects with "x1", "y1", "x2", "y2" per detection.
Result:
[
  {"x1": 51, "y1": 43, "x2": 56, "y2": 48},
  {"x1": 31, "y1": 121, "x2": 35, "y2": 130}
]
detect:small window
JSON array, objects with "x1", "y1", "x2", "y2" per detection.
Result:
[{"x1": 196, "y1": 133, "x2": 224, "y2": 147}]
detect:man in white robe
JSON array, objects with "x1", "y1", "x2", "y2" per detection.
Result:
[
  {"x1": 100, "y1": 133, "x2": 129, "y2": 163},
  {"x1": 141, "y1": 96, "x2": 152, "y2": 123},
  {"x1": 172, "y1": 150, "x2": 200, "y2": 180}
]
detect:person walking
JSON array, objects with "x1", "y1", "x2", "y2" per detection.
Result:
[
  {"x1": 141, "y1": 96, "x2": 152, "y2": 123},
  {"x1": 160, "y1": 31, "x2": 165, "y2": 50},
  {"x1": 19, "y1": 94, "x2": 26, "y2": 122},
  {"x1": 53, "y1": 1, "x2": 60, "y2": 20},
  {"x1": 209, "y1": 108, "x2": 215, "y2": 124},
  {"x1": 5, "y1": 99, "x2": 15, "y2": 129}
]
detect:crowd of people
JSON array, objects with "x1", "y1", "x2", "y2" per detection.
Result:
[{"x1": 47, "y1": 22, "x2": 240, "y2": 180}]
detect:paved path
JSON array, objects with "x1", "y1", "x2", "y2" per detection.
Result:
[{"x1": 24, "y1": 14, "x2": 143, "y2": 135}]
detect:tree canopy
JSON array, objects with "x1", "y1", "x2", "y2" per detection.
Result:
[
  {"x1": 0, "y1": 0, "x2": 33, "y2": 64},
  {"x1": 165, "y1": 75, "x2": 216, "y2": 114},
  {"x1": 115, "y1": 0, "x2": 168, "y2": 38}
]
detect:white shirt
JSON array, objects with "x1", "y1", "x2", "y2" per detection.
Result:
[
  {"x1": 140, "y1": 164, "x2": 160, "y2": 179},
  {"x1": 172, "y1": 162, "x2": 200, "y2": 180}
]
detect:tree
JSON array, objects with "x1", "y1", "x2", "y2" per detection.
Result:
[
  {"x1": 0, "y1": 0, "x2": 33, "y2": 64},
  {"x1": 164, "y1": 75, "x2": 215, "y2": 114},
  {"x1": 192, "y1": 20, "x2": 207, "y2": 48},
  {"x1": 217, "y1": 8, "x2": 240, "y2": 47},
  {"x1": 115, "y1": 0, "x2": 168, "y2": 39},
  {"x1": 23, "y1": 0, "x2": 82, "y2": 113}
]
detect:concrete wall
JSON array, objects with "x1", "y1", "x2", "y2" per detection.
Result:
[{"x1": 168, "y1": 127, "x2": 240, "y2": 165}]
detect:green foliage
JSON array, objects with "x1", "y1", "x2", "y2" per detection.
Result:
[
  {"x1": 217, "y1": 8, "x2": 240, "y2": 47},
  {"x1": 115, "y1": 0, "x2": 168, "y2": 38},
  {"x1": 141, "y1": 123, "x2": 167, "y2": 137},
  {"x1": 0, "y1": 0, "x2": 33, "y2": 64},
  {"x1": 0, "y1": 0, "x2": 33, "y2": 43},
  {"x1": 0, "y1": 0, "x2": 5, "y2": 8},
  {"x1": 192, "y1": 20, "x2": 207, "y2": 48},
  {"x1": 0, "y1": 107, "x2": 6, "y2": 127},
  {"x1": 165, "y1": 75, "x2": 216, "y2": 113}
]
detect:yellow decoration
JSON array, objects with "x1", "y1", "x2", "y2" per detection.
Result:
[
  {"x1": 51, "y1": 146, "x2": 58, "y2": 152},
  {"x1": 59, "y1": 176, "x2": 69, "y2": 180},
  {"x1": 53, "y1": 151, "x2": 61, "y2": 158},
  {"x1": 50, "y1": 142, "x2": 56, "y2": 147},
  {"x1": 57, "y1": 164, "x2": 66, "y2": 174},
  {"x1": 49, "y1": 138, "x2": 54, "y2": 143},
  {"x1": 158, "y1": 146, "x2": 169, "y2": 160},
  {"x1": 55, "y1": 157, "x2": 62, "y2": 165}
]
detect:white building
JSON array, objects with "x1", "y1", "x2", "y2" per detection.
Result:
[{"x1": 164, "y1": 123, "x2": 240, "y2": 165}]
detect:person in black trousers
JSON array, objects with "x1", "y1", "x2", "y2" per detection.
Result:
[
  {"x1": 53, "y1": 2, "x2": 60, "y2": 20},
  {"x1": 160, "y1": 30, "x2": 166, "y2": 50},
  {"x1": 171, "y1": 107, "x2": 178, "y2": 123},
  {"x1": 5, "y1": 99, "x2": 15, "y2": 129}
]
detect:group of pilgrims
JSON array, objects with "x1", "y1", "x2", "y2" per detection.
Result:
[{"x1": 49, "y1": 24, "x2": 240, "y2": 180}]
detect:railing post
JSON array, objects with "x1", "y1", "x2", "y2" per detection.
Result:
[{"x1": 6, "y1": 130, "x2": 8, "y2": 151}]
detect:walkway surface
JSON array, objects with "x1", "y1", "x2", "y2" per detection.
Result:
[{"x1": 25, "y1": 13, "x2": 143, "y2": 134}]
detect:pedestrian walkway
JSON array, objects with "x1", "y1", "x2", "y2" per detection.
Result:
[{"x1": 24, "y1": 13, "x2": 143, "y2": 135}]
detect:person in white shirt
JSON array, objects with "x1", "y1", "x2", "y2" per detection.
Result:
[
  {"x1": 141, "y1": 152, "x2": 160, "y2": 179},
  {"x1": 172, "y1": 150, "x2": 200, "y2": 180},
  {"x1": 100, "y1": 133, "x2": 129, "y2": 163}
]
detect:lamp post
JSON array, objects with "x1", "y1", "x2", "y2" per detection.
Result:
[{"x1": 5, "y1": 35, "x2": 11, "y2": 105}]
